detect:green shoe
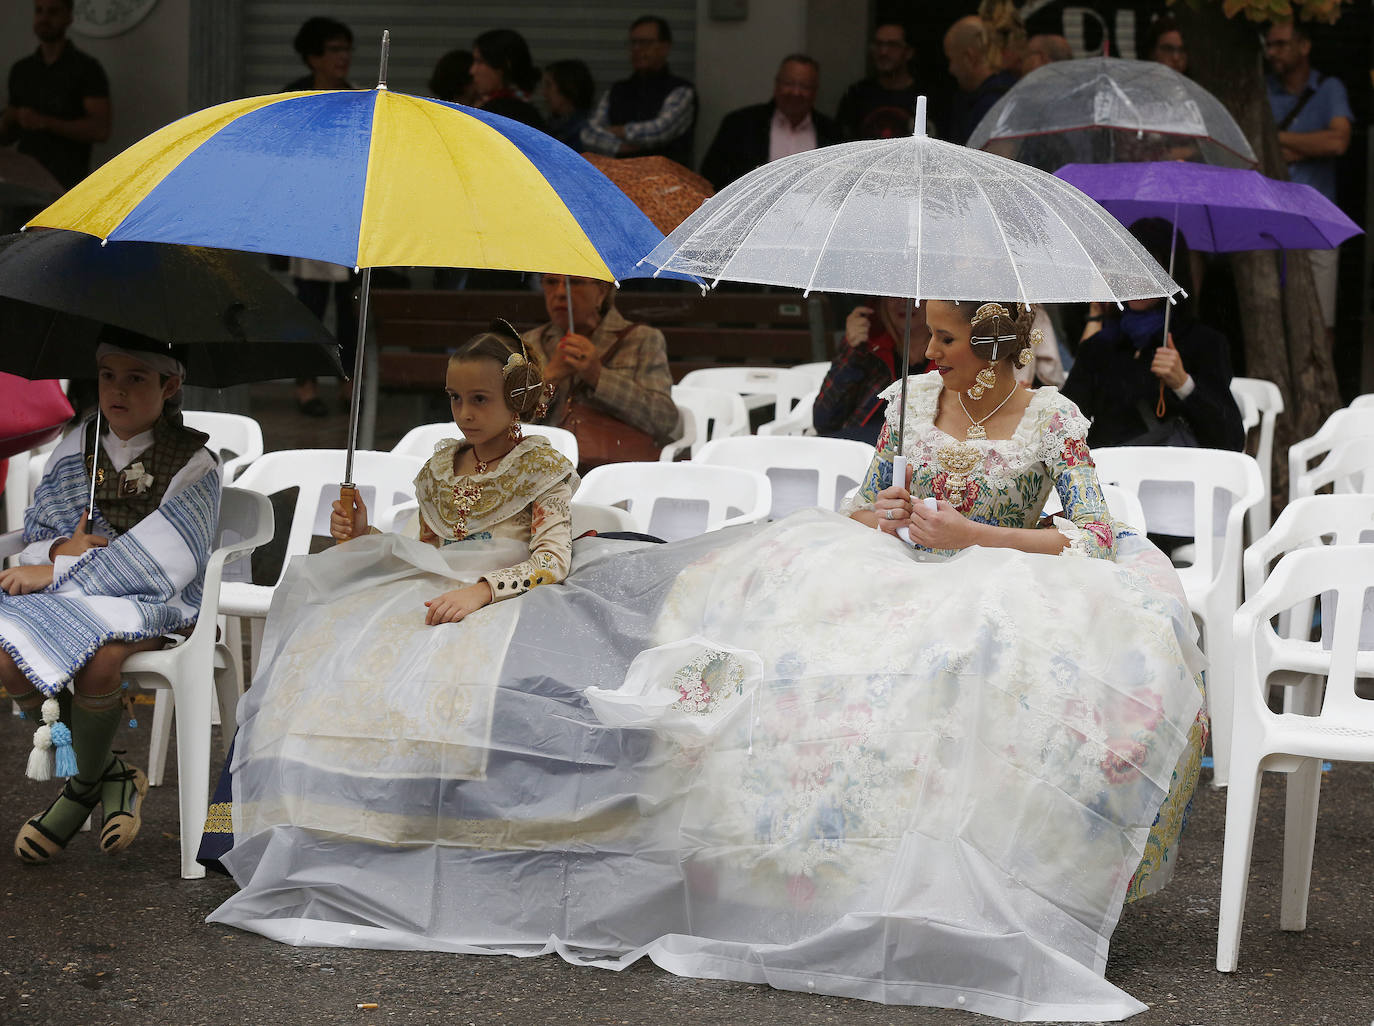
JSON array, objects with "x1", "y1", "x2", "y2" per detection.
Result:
[
  {"x1": 14, "y1": 777, "x2": 100, "y2": 864},
  {"x1": 98, "y1": 758, "x2": 148, "y2": 855}
]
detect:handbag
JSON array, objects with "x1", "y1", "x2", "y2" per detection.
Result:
[
  {"x1": 558, "y1": 328, "x2": 661, "y2": 470},
  {"x1": 0, "y1": 373, "x2": 73, "y2": 460},
  {"x1": 1126, "y1": 397, "x2": 1199, "y2": 448}
]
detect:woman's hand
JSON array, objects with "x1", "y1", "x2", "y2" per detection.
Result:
[
  {"x1": 424, "y1": 581, "x2": 494, "y2": 625},
  {"x1": 844, "y1": 306, "x2": 874, "y2": 348},
  {"x1": 50, "y1": 511, "x2": 109, "y2": 559},
  {"x1": 872, "y1": 482, "x2": 913, "y2": 535},
  {"x1": 554, "y1": 333, "x2": 602, "y2": 386},
  {"x1": 0, "y1": 565, "x2": 54, "y2": 595},
  {"x1": 1150, "y1": 333, "x2": 1188, "y2": 390},
  {"x1": 905, "y1": 499, "x2": 983, "y2": 550},
  {"x1": 330, "y1": 490, "x2": 370, "y2": 542}
]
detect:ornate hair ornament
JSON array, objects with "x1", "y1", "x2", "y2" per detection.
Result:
[
  {"x1": 969, "y1": 301, "x2": 1023, "y2": 361},
  {"x1": 489, "y1": 318, "x2": 540, "y2": 403}
]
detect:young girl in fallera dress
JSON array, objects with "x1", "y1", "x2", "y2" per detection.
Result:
[{"x1": 210, "y1": 305, "x2": 1204, "y2": 1023}]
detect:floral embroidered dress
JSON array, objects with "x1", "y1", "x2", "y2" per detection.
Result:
[
  {"x1": 845, "y1": 372, "x2": 1115, "y2": 557},
  {"x1": 209, "y1": 404, "x2": 1206, "y2": 1021}
]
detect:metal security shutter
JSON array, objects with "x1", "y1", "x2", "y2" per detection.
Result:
[{"x1": 241, "y1": 2, "x2": 696, "y2": 107}]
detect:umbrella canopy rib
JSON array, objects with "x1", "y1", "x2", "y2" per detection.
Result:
[{"x1": 802, "y1": 143, "x2": 896, "y2": 297}]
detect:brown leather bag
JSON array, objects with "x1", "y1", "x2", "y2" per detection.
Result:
[{"x1": 559, "y1": 327, "x2": 661, "y2": 470}]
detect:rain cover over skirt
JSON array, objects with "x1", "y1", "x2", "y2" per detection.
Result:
[{"x1": 210, "y1": 512, "x2": 1204, "y2": 1022}]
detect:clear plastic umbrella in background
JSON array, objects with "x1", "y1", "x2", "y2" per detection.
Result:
[
  {"x1": 967, "y1": 57, "x2": 1258, "y2": 172},
  {"x1": 639, "y1": 97, "x2": 1181, "y2": 479}
]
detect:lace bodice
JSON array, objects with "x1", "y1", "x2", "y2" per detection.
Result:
[{"x1": 844, "y1": 373, "x2": 1117, "y2": 558}]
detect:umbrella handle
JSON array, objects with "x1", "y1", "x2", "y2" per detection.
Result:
[{"x1": 337, "y1": 483, "x2": 358, "y2": 544}]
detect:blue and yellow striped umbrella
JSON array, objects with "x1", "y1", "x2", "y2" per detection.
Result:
[{"x1": 30, "y1": 88, "x2": 669, "y2": 281}]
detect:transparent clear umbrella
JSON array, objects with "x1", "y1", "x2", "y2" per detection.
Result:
[
  {"x1": 638, "y1": 105, "x2": 1181, "y2": 306},
  {"x1": 967, "y1": 57, "x2": 1257, "y2": 171}
]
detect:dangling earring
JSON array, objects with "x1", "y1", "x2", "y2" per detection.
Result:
[
  {"x1": 967, "y1": 364, "x2": 997, "y2": 400},
  {"x1": 508, "y1": 418, "x2": 523, "y2": 443}
]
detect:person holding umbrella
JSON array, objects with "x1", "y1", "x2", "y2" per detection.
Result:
[
  {"x1": 1063, "y1": 217, "x2": 1245, "y2": 452},
  {"x1": 0, "y1": 334, "x2": 220, "y2": 864}
]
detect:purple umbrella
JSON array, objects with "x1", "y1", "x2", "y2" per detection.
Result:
[{"x1": 1054, "y1": 161, "x2": 1361, "y2": 253}]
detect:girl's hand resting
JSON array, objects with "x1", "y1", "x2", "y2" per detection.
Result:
[
  {"x1": 330, "y1": 490, "x2": 370, "y2": 542},
  {"x1": 0, "y1": 565, "x2": 55, "y2": 595},
  {"x1": 424, "y1": 581, "x2": 494, "y2": 625},
  {"x1": 905, "y1": 498, "x2": 983, "y2": 551}
]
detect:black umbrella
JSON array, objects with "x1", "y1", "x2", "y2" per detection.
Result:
[{"x1": 0, "y1": 229, "x2": 342, "y2": 386}]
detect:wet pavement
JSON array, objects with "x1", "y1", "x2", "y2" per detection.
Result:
[{"x1": 2, "y1": 383, "x2": 1373, "y2": 1026}]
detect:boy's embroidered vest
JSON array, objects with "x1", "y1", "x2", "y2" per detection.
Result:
[{"x1": 85, "y1": 417, "x2": 210, "y2": 535}]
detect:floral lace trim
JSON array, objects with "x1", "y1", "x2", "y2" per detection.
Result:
[{"x1": 878, "y1": 375, "x2": 1090, "y2": 488}]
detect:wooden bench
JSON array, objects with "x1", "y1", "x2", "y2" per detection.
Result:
[{"x1": 370, "y1": 288, "x2": 834, "y2": 390}]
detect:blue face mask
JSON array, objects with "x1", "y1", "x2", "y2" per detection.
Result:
[{"x1": 1119, "y1": 306, "x2": 1167, "y2": 349}]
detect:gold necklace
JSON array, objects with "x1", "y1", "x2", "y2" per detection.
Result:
[
  {"x1": 935, "y1": 385, "x2": 1017, "y2": 507},
  {"x1": 956, "y1": 384, "x2": 1018, "y2": 441}
]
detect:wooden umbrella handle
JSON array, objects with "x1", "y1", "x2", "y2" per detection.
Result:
[{"x1": 337, "y1": 483, "x2": 357, "y2": 544}]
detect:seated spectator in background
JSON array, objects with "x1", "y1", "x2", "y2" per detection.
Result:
[
  {"x1": 543, "y1": 59, "x2": 595, "y2": 150},
  {"x1": 813, "y1": 298, "x2": 933, "y2": 445},
  {"x1": 1, "y1": 0, "x2": 111, "y2": 192},
  {"x1": 943, "y1": 15, "x2": 1016, "y2": 146},
  {"x1": 1062, "y1": 218, "x2": 1244, "y2": 452},
  {"x1": 429, "y1": 49, "x2": 480, "y2": 105},
  {"x1": 471, "y1": 29, "x2": 545, "y2": 131},
  {"x1": 1020, "y1": 33, "x2": 1071, "y2": 75},
  {"x1": 699, "y1": 55, "x2": 840, "y2": 191},
  {"x1": 1265, "y1": 19, "x2": 1352, "y2": 342},
  {"x1": 581, "y1": 16, "x2": 696, "y2": 166},
  {"x1": 835, "y1": 22, "x2": 920, "y2": 141},
  {"x1": 523, "y1": 274, "x2": 678, "y2": 469},
  {"x1": 1143, "y1": 16, "x2": 1187, "y2": 75}
]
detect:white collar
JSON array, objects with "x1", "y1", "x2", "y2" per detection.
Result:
[{"x1": 101, "y1": 426, "x2": 155, "y2": 472}]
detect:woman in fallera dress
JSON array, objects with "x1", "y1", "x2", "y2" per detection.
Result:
[{"x1": 209, "y1": 302, "x2": 1204, "y2": 1023}]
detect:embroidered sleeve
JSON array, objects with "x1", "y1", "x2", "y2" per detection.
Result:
[
  {"x1": 1045, "y1": 417, "x2": 1115, "y2": 560},
  {"x1": 481, "y1": 479, "x2": 574, "y2": 601},
  {"x1": 841, "y1": 422, "x2": 894, "y2": 515},
  {"x1": 592, "y1": 326, "x2": 679, "y2": 443}
]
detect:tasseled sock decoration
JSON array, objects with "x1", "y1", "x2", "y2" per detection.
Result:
[
  {"x1": 120, "y1": 682, "x2": 137, "y2": 729},
  {"x1": 25, "y1": 698, "x2": 63, "y2": 782},
  {"x1": 50, "y1": 722, "x2": 78, "y2": 778}
]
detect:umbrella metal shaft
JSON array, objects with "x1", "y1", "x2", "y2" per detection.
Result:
[
  {"x1": 87, "y1": 405, "x2": 101, "y2": 517},
  {"x1": 342, "y1": 266, "x2": 373, "y2": 488}
]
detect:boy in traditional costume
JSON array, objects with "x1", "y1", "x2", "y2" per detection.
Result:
[{"x1": 1, "y1": 338, "x2": 220, "y2": 863}]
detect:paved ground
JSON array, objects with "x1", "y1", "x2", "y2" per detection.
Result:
[{"x1": 3, "y1": 383, "x2": 1373, "y2": 1025}]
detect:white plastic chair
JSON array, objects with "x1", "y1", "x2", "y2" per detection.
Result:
[
  {"x1": 1291, "y1": 435, "x2": 1374, "y2": 500},
  {"x1": 575, "y1": 462, "x2": 771, "y2": 542},
  {"x1": 696, "y1": 435, "x2": 871, "y2": 518},
  {"x1": 1349, "y1": 394, "x2": 1374, "y2": 410},
  {"x1": 181, "y1": 410, "x2": 265, "y2": 484},
  {"x1": 757, "y1": 390, "x2": 818, "y2": 437},
  {"x1": 1287, "y1": 407, "x2": 1374, "y2": 504},
  {"x1": 1091, "y1": 446, "x2": 1265, "y2": 787},
  {"x1": 108, "y1": 488, "x2": 274, "y2": 879},
  {"x1": 4, "y1": 434, "x2": 64, "y2": 540},
  {"x1": 216, "y1": 448, "x2": 424, "y2": 675},
  {"x1": 392, "y1": 422, "x2": 579, "y2": 468},
  {"x1": 1217, "y1": 544, "x2": 1374, "y2": 972},
  {"x1": 1242, "y1": 493, "x2": 1374, "y2": 655},
  {"x1": 663, "y1": 386, "x2": 750, "y2": 460},
  {"x1": 678, "y1": 367, "x2": 814, "y2": 420},
  {"x1": 1230, "y1": 377, "x2": 1283, "y2": 536},
  {"x1": 570, "y1": 501, "x2": 640, "y2": 536}
]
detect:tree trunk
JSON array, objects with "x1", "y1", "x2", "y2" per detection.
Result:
[{"x1": 1174, "y1": 4, "x2": 1340, "y2": 505}]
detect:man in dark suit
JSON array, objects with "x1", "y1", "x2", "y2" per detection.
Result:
[{"x1": 700, "y1": 55, "x2": 840, "y2": 191}]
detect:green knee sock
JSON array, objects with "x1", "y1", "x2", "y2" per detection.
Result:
[
  {"x1": 70, "y1": 687, "x2": 127, "y2": 815},
  {"x1": 32, "y1": 776, "x2": 100, "y2": 839}
]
